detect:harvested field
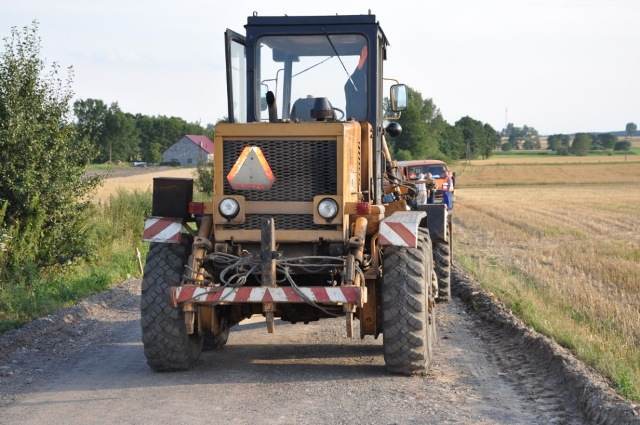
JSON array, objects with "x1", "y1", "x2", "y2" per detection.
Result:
[
  {"x1": 468, "y1": 153, "x2": 640, "y2": 165},
  {"x1": 455, "y1": 160, "x2": 640, "y2": 187},
  {"x1": 94, "y1": 167, "x2": 197, "y2": 202},
  {"x1": 453, "y1": 157, "x2": 640, "y2": 401}
]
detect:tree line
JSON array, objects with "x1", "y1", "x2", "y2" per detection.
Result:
[
  {"x1": 389, "y1": 86, "x2": 500, "y2": 161},
  {"x1": 500, "y1": 124, "x2": 541, "y2": 151},
  {"x1": 547, "y1": 132, "x2": 631, "y2": 156},
  {"x1": 74, "y1": 99, "x2": 213, "y2": 164}
]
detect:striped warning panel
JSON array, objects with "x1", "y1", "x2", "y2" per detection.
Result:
[
  {"x1": 143, "y1": 217, "x2": 183, "y2": 243},
  {"x1": 379, "y1": 211, "x2": 426, "y2": 248},
  {"x1": 171, "y1": 285, "x2": 363, "y2": 306}
]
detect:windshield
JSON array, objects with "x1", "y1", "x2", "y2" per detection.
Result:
[
  {"x1": 407, "y1": 165, "x2": 447, "y2": 179},
  {"x1": 256, "y1": 34, "x2": 368, "y2": 121}
]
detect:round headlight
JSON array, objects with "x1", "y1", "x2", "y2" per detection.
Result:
[
  {"x1": 317, "y1": 198, "x2": 338, "y2": 220},
  {"x1": 219, "y1": 198, "x2": 240, "y2": 219}
]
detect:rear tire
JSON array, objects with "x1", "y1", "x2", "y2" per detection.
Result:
[
  {"x1": 435, "y1": 234, "x2": 451, "y2": 301},
  {"x1": 382, "y1": 233, "x2": 436, "y2": 375},
  {"x1": 141, "y1": 243, "x2": 202, "y2": 371}
]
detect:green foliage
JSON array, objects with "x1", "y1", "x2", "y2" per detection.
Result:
[
  {"x1": 0, "y1": 190, "x2": 151, "y2": 332},
  {"x1": 570, "y1": 133, "x2": 592, "y2": 156},
  {"x1": 390, "y1": 86, "x2": 444, "y2": 159},
  {"x1": 501, "y1": 142, "x2": 512, "y2": 151},
  {"x1": 503, "y1": 123, "x2": 540, "y2": 150},
  {"x1": 196, "y1": 162, "x2": 213, "y2": 195},
  {"x1": 439, "y1": 124, "x2": 465, "y2": 159},
  {"x1": 74, "y1": 99, "x2": 213, "y2": 164},
  {"x1": 547, "y1": 134, "x2": 571, "y2": 151},
  {"x1": 592, "y1": 133, "x2": 617, "y2": 150},
  {"x1": 0, "y1": 22, "x2": 99, "y2": 276},
  {"x1": 614, "y1": 140, "x2": 632, "y2": 151},
  {"x1": 625, "y1": 122, "x2": 637, "y2": 137},
  {"x1": 454, "y1": 117, "x2": 499, "y2": 159}
]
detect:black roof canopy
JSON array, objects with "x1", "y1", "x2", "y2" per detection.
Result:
[{"x1": 245, "y1": 14, "x2": 389, "y2": 46}]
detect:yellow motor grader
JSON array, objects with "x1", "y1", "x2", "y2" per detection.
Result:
[{"x1": 141, "y1": 13, "x2": 450, "y2": 375}]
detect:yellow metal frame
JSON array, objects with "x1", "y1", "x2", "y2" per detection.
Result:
[{"x1": 212, "y1": 122, "x2": 363, "y2": 243}]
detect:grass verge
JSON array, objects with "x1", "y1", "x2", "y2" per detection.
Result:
[
  {"x1": 456, "y1": 244, "x2": 639, "y2": 402},
  {"x1": 0, "y1": 190, "x2": 150, "y2": 333}
]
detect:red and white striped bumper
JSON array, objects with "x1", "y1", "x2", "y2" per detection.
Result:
[
  {"x1": 379, "y1": 211, "x2": 426, "y2": 248},
  {"x1": 171, "y1": 285, "x2": 365, "y2": 307},
  {"x1": 143, "y1": 217, "x2": 184, "y2": 243}
]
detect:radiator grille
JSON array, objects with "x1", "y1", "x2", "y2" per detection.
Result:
[
  {"x1": 222, "y1": 139, "x2": 337, "y2": 202},
  {"x1": 224, "y1": 214, "x2": 336, "y2": 231}
]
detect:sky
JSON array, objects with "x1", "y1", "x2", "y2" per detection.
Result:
[{"x1": 1, "y1": 0, "x2": 639, "y2": 134}]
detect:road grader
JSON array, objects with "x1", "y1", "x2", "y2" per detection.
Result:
[{"x1": 141, "y1": 13, "x2": 451, "y2": 375}]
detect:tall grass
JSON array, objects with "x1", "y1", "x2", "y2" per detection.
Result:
[{"x1": 0, "y1": 190, "x2": 151, "y2": 333}]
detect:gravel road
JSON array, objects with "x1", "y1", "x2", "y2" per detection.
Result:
[{"x1": 0, "y1": 278, "x2": 593, "y2": 425}]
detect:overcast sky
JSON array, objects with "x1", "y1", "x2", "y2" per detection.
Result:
[{"x1": 2, "y1": 0, "x2": 638, "y2": 134}]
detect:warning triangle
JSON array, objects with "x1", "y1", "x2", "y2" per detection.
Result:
[{"x1": 226, "y1": 146, "x2": 275, "y2": 190}]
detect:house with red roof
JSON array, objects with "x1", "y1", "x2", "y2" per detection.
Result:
[{"x1": 161, "y1": 135, "x2": 214, "y2": 166}]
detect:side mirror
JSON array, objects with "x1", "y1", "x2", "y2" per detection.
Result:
[
  {"x1": 385, "y1": 122, "x2": 402, "y2": 138},
  {"x1": 390, "y1": 84, "x2": 407, "y2": 112}
]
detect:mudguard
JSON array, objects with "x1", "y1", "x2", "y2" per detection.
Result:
[
  {"x1": 379, "y1": 211, "x2": 426, "y2": 248},
  {"x1": 143, "y1": 217, "x2": 184, "y2": 243},
  {"x1": 415, "y1": 204, "x2": 448, "y2": 242}
]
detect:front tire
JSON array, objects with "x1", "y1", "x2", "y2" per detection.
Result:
[
  {"x1": 382, "y1": 232, "x2": 436, "y2": 375},
  {"x1": 141, "y1": 243, "x2": 202, "y2": 371}
]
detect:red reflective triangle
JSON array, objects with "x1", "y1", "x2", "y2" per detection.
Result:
[{"x1": 226, "y1": 146, "x2": 275, "y2": 190}]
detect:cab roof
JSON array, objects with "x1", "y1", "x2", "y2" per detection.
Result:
[{"x1": 246, "y1": 14, "x2": 389, "y2": 46}]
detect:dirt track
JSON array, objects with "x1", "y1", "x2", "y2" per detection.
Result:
[{"x1": 0, "y1": 278, "x2": 602, "y2": 425}]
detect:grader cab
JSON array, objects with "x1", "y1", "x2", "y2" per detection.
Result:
[{"x1": 141, "y1": 14, "x2": 449, "y2": 375}]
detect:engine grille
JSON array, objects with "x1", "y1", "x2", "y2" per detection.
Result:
[
  {"x1": 222, "y1": 139, "x2": 337, "y2": 202},
  {"x1": 224, "y1": 214, "x2": 336, "y2": 230}
]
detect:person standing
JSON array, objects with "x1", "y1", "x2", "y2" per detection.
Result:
[
  {"x1": 415, "y1": 173, "x2": 428, "y2": 206},
  {"x1": 442, "y1": 170, "x2": 454, "y2": 210}
]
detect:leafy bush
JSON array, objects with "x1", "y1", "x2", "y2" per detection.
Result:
[
  {"x1": 614, "y1": 140, "x2": 632, "y2": 151},
  {"x1": 501, "y1": 142, "x2": 512, "y2": 151},
  {"x1": 570, "y1": 133, "x2": 592, "y2": 156},
  {"x1": 0, "y1": 190, "x2": 151, "y2": 332},
  {"x1": 196, "y1": 161, "x2": 213, "y2": 195},
  {"x1": 0, "y1": 22, "x2": 99, "y2": 276}
]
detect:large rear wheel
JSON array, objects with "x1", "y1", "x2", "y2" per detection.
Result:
[
  {"x1": 141, "y1": 243, "x2": 202, "y2": 371},
  {"x1": 382, "y1": 232, "x2": 436, "y2": 375},
  {"x1": 434, "y1": 231, "x2": 451, "y2": 302}
]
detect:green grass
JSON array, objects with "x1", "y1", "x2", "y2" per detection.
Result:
[
  {"x1": 85, "y1": 162, "x2": 132, "y2": 171},
  {"x1": 457, "y1": 252, "x2": 640, "y2": 402},
  {"x1": 0, "y1": 190, "x2": 151, "y2": 333}
]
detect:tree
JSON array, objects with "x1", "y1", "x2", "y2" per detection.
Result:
[
  {"x1": 592, "y1": 133, "x2": 617, "y2": 150},
  {"x1": 614, "y1": 140, "x2": 631, "y2": 151},
  {"x1": 390, "y1": 86, "x2": 443, "y2": 159},
  {"x1": 625, "y1": 122, "x2": 637, "y2": 138},
  {"x1": 438, "y1": 124, "x2": 464, "y2": 159},
  {"x1": 0, "y1": 22, "x2": 98, "y2": 270},
  {"x1": 454, "y1": 116, "x2": 496, "y2": 159},
  {"x1": 523, "y1": 139, "x2": 535, "y2": 150},
  {"x1": 74, "y1": 98, "x2": 107, "y2": 159},
  {"x1": 570, "y1": 133, "x2": 592, "y2": 156},
  {"x1": 547, "y1": 134, "x2": 561, "y2": 151},
  {"x1": 102, "y1": 105, "x2": 140, "y2": 162}
]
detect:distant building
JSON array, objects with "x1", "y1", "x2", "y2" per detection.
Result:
[{"x1": 162, "y1": 135, "x2": 214, "y2": 166}]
